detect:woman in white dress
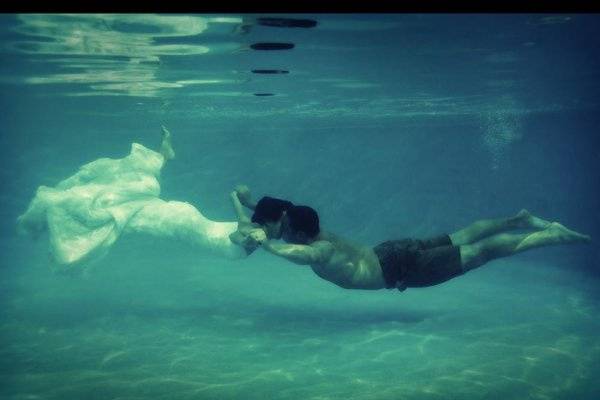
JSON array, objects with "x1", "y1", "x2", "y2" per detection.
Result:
[{"x1": 17, "y1": 126, "x2": 256, "y2": 271}]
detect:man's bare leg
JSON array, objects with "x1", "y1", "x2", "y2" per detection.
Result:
[
  {"x1": 460, "y1": 222, "x2": 591, "y2": 272},
  {"x1": 449, "y1": 209, "x2": 551, "y2": 246},
  {"x1": 159, "y1": 125, "x2": 175, "y2": 161}
]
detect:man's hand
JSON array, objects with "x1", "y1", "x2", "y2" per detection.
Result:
[
  {"x1": 230, "y1": 225, "x2": 265, "y2": 255},
  {"x1": 248, "y1": 228, "x2": 267, "y2": 244}
]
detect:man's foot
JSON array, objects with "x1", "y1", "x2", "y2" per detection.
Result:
[
  {"x1": 548, "y1": 222, "x2": 591, "y2": 243},
  {"x1": 159, "y1": 125, "x2": 175, "y2": 160},
  {"x1": 516, "y1": 222, "x2": 591, "y2": 251},
  {"x1": 514, "y1": 209, "x2": 552, "y2": 230}
]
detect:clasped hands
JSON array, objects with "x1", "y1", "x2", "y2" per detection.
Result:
[{"x1": 231, "y1": 187, "x2": 267, "y2": 248}]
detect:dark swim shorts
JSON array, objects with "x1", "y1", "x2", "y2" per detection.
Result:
[{"x1": 373, "y1": 234, "x2": 463, "y2": 290}]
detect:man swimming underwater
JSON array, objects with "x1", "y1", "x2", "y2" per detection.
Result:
[{"x1": 231, "y1": 187, "x2": 591, "y2": 291}]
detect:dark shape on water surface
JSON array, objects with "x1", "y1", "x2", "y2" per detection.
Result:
[
  {"x1": 257, "y1": 17, "x2": 318, "y2": 28},
  {"x1": 254, "y1": 93, "x2": 275, "y2": 96},
  {"x1": 250, "y1": 43, "x2": 295, "y2": 51},
  {"x1": 251, "y1": 69, "x2": 290, "y2": 74}
]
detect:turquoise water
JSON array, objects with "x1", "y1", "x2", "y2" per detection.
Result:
[{"x1": 1, "y1": 13, "x2": 600, "y2": 400}]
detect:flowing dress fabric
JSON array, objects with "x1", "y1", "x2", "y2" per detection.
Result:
[{"x1": 17, "y1": 143, "x2": 244, "y2": 269}]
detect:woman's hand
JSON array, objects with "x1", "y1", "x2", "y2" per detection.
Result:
[{"x1": 234, "y1": 185, "x2": 252, "y2": 204}]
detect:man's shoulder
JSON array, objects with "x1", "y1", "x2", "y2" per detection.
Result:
[
  {"x1": 317, "y1": 230, "x2": 346, "y2": 244},
  {"x1": 311, "y1": 239, "x2": 334, "y2": 248},
  {"x1": 320, "y1": 231, "x2": 363, "y2": 250},
  {"x1": 310, "y1": 240, "x2": 336, "y2": 256}
]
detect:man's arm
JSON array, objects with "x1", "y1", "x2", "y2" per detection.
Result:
[{"x1": 261, "y1": 240, "x2": 333, "y2": 266}]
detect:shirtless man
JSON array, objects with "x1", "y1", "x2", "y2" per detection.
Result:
[{"x1": 231, "y1": 187, "x2": 591, "y2": 291}]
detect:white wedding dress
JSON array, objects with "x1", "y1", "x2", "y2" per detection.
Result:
[{"x1": 17, "y1": 143, "x2": 245, "y2": 269}]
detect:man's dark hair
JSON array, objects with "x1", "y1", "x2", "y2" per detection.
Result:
[
  {"x1": 251, "y1": 196, "x2": 293, "y2": 225},
  {"x1": 286, "y1": 205, "x2": 320, "y2": 238}
]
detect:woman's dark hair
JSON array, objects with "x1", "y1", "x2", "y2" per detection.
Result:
[
  {"x1": 286, "y1": 205, "x2": 320, "y2": 238},
  {"x1": 251, "y1": 196, "x2": 293, "y2": 225}
]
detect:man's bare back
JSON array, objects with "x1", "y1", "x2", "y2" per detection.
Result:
[{"x1": 263, "y1": 231, "x2": 388, "y2": 290}]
